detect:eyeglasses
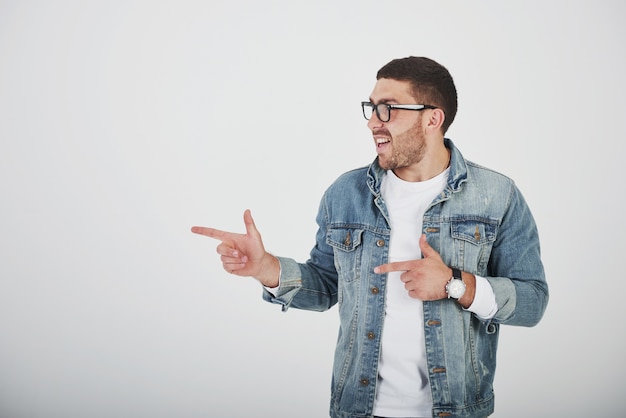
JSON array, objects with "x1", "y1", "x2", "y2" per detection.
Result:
[{"x1": 361, "y1": 101, "x2": 437, "y2": 122}]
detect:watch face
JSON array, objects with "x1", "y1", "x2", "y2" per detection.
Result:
[{"x1": 447, "y1": 279, "x2": 466, "y2": 298}]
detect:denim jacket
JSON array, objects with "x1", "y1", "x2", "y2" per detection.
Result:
[{"x1": 263, "y1": 139, "x2": 548, "y2": 418}]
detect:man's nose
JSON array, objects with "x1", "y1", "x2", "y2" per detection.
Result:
[{"x1": 367, "y1": 112, "x2": 384, "y2": 130}]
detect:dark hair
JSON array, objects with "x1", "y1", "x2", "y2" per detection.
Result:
[{"x1": 377, "y1": 56, "x2": 458, "y2": 133}]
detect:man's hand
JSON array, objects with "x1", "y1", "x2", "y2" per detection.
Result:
[
  {"x1": 374, "y1": 234, "x2": 453, "y2": 301},
  {"x1": 191, "y1": 209, "x2": 280, "y2": 287}
]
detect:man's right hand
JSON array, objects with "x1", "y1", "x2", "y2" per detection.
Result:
[{"x1": 191, "y1": 209, "x2": 280, "y2": 288}]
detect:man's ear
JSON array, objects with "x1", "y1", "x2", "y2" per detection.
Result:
[{"x1": 426, "y1": 108, "x2": 446, "y2": 132}]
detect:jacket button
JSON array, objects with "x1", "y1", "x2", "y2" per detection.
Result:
[
  {"x1": 376, "y1": 239, "x2": 385, "y2": 247},
  {"x1": 371, "y1": 287, "x2": 379, "y2": 294},
  {"x1": 367, "y1": 332, "x2": 375, "y2": 339},
  {"x1": 360, "y1": 378, "x2": 369, "y2": 386}
]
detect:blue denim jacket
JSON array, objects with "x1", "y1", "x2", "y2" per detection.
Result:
[{"x1": 263, "y1": 139, "x2": 548, "y2": 418}]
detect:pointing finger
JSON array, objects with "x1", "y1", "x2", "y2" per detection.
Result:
[
  {"x1": 374, "y1": 260, "x2": 412, "y2": 274},
  {"x1": 190, "y1": 226, "x2": 230, "y2": 240}
]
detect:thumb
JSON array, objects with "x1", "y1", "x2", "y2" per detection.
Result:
[
  {"x1": 243, "y1": 209, "x2": 261, "y2": 239},
  {"x1": 419, "y1": 234, "x2": 438, "y2": 258}
]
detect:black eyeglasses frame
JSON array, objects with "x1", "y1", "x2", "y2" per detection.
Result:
[{"x1": 361, "y1": 101, "x2": 437, "y2": 122}]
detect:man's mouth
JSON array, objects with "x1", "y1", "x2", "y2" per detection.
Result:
[{"x1": 376, "y1": 137, "x2": 391, "y2": 148}]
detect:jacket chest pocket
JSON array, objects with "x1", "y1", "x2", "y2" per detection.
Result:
[
  {"x1": 327, "y1": 227, "x2": 364, "y2": 283},
  {"x1": 450, "y1": 219, "x2": 498, "y2": 274}
]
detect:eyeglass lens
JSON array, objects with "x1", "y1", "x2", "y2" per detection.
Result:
[{"x1": 362, "y1": 103, "x2": 390, "y2": 122}]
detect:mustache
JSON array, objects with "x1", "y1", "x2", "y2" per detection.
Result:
[{"x1": 372, "y1": 128, "x2": 391, "y2": 137}]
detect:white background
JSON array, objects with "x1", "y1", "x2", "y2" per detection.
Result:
[{"x1": 1, "y1": 1, "x2": 624, "y2": 417}]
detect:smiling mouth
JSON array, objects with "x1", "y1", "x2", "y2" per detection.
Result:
[{"x1": 376, "y1": 137, "x2": 391, "y2": 148}]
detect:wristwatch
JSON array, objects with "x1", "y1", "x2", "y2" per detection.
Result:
[{"x1": 445, "y1": 267, "x2": 466, "y2": 300}]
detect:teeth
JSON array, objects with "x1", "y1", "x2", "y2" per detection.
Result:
[{"x1": 376, "y1": 138, "x2": 390, "y2": 144}]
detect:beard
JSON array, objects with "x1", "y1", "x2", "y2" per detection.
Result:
[{"x1": 376, "y1": 119, "x2": 427, "y2": 171}]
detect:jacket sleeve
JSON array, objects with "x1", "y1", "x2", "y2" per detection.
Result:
[
  {"x1": 485, "y1": 184, "x2": 549, "y2": 327},
  {"x1": 262, "y1": 192, "x2": 339, "y2": 312}
]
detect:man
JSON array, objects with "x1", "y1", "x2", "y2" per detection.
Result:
[{"x1": 192, "y1": 56, "x2": 548, "y2": 418}]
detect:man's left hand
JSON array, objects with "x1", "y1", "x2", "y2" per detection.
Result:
[{"x1": 374, "y1": 234, "x2": 452, "y2": 300}]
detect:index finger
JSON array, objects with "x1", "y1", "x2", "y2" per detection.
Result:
[
  {"x1": 190, "y1": 226, "x2": 230, "y2": 240},
  {"x1": 374, "y1": 261, "x2": 412, "y2": 274}
]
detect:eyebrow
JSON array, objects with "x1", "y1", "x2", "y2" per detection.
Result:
[{"x1": 368, "y1": 98, "x2": 398, "y2": 104}]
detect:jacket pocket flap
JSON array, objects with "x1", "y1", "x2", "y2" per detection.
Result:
[
  {"x1": 451, "y1": 219, "x2": 498, "y2": 245},
  {"x1": 327, "y1": 227, "x2": 364, "y2": 252}
]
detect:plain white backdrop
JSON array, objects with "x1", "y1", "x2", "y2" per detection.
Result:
[{"x1": 1, "y1": 1, "x2": 624, "y2": 417}]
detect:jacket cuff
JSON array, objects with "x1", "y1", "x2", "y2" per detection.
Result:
[
  {"x1": 485, "y1": 276, "x2": 516, "y2": 321},
  {"x1": 261, "y1": 257, "x2": 302, "y2": 311}
]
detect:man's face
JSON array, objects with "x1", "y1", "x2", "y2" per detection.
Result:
[{"x1": 367, "y1": 78, "x2": 427, "y2": 172}]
